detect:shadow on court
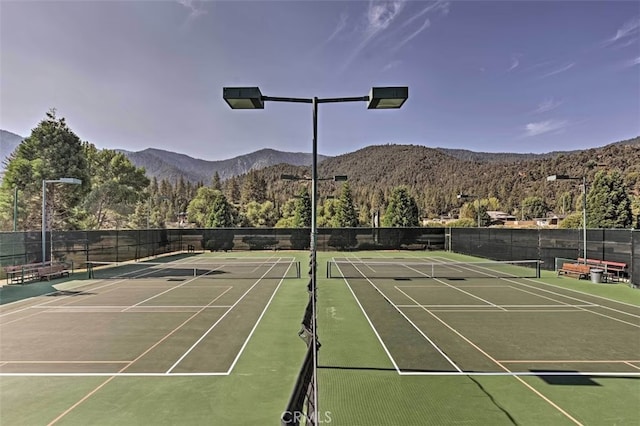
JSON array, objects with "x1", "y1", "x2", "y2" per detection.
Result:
[{"x1": 0, "y1": 281, "x2": 58, "y2": 305}]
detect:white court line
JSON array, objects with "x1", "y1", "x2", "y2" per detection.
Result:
[
  {"x1": 1, "y1": 370, "x2": 637, "y2": 378},
  {"x1": 225, "y1": 263, "x2": 292, "y2": 374},
  {"x1": 29, "y1": 305, "x2": 233, "y2": 309},
  {"x1": 121, "y1": 267, "x2": 226, "y2": 312},
  {"x1": 393, "y1": 285, "x2": 584, "y2": 425},
  {"x1": 165, "y1": 262, "x2": 282, "y2": 374},
  {"x1": 395, "y1": 304, "x2": 598, "y2": 308},
  {"x1": 429, "y1": 256, "x2": 640, "y2": 327},
  {"x1": 398, "y1": 271, "x2": 507, "y2": 311},
  {"x1": 624, "y1": 362, "x2": 640, "y2": 370},
  {"x1": 342, "y1": 260, "x2": 462, "y2": 373}
]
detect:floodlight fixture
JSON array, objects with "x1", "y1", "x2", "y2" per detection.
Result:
[
  {"x1": 223, "y1": 87, "x2": 264, "y2": 109},
  {"x1": 367, "y1": 86, "x2": 409, "y2": 109}
]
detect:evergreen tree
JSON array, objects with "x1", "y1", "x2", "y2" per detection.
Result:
[
  {"x1": 293, "y1": 187, "x2": 311, "y2": 227},
  {"x1": 586, "y1": 170, "x2": 633, "y2": 228},
  {"x1": 0, "y1": 110, "x2": 90, "y2": 230},
  {"x1": 334, "y1": 182, "x2": 358, "y2": 227},
  {"x1": 211, "y1": 172, "x2": 222, "y2": 190},
  {"x1": 208, "y1": 191, "x2": 234, "y2": 227},
  {"x1": 382, "y1": 187, "x2": 419, "y2": 227},
  {"x1": 240, "y1": 171, "x2": 267, "y2": 205}
]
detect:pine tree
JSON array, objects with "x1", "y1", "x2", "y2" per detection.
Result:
[
  {"x1": 586, "y1": 170, "x2": 633, "y2": 228},
  {"x1": 211, "y1": 172, "x2": 222, "y2": 190},
  {"x1": 293, "y1": 187, "x2": 311, "y2": 227},
  {"x1": 208, "y1": 191, "x2": 234, "y2": 227},
  {"x1": 0, "y1": 110, "x2": 90, "y2": 230},
  {"x1": 382, "y1": 187, "x2": 419, "y2": 227},
  {"x1": 335, "y1": 182, "x2": 358, "y2": 227}
]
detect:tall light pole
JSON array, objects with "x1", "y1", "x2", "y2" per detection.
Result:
[
  {"x1": 224, "y1": 86, "x2": 407, "y2": 421},
  {"x1": 42, "y1": 178, "x2": 82, "y2": 264},
  {"x1": 547, "y1": 174, "x2": 587, "y2": 263},
  {"x1": 457, "y1": 193, "x2": 481, "y2": 227}
]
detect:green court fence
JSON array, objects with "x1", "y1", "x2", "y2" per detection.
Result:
[{"x1": 0, "y1": 227, "x2": 637, "y2": 287}]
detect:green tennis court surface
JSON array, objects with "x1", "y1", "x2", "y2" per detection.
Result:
[
  {"x1": 319, "y1": 252, "x2": 640, "y2": 425},
  {"x1": 0, "y1": 253, "x2": 307, "y2": 424},
  {"x1": 1, "y1": 251, "x2": 639, "y2": 425}
]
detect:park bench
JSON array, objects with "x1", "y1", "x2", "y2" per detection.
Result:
[
  {"x1": 37, "y1": 263, "x2": 69, "y2": 281},
  {"x1": 4, "y1": 262, "x2": 50, "y2": 284},
  {"x1": 577, "y1": 258, "x2": 627, "y2": 280},
  {"x1": 557, "y1": 263, "x2": 591, "y2": 280}
]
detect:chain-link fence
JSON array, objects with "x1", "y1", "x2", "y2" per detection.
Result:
[{"x1": 1, "y1": 227, "x2": 637, "y2": 287}]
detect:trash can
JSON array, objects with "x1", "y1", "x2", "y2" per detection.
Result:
[{"x1": 590, "y1": 269, "x2": 604, "y2": 284}]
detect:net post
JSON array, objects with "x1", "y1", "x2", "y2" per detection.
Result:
[{"x1": 537, "y1": 260, "x2": 541, "y2": 278}]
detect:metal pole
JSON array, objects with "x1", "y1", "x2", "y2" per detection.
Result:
[
  {"x1": 311, "y1": 96, "x2": 319, "y2": 419},
  {"x1": 477, "y1": 197, "x2": 481, "y2": 228},
  {"x1": 13, "y1": 187, "x2": 18, "y2": 232},
  {"x1": 582, "y1": 176, "x2": 587, "y2": 263},
  {"x1": 42, "y1": 180, "x2": 46, "y2": 264}
]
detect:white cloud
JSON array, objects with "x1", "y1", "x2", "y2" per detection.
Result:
[
  {"x1": 523, "y1": 120, "x2": 568, "y2": 137},
  {"x1": 382, "y1": 60, "x2": 402, "y2": 72},
  {"x1": 538, "y1": 62, "x2": 575, "y2": 79},
  {"x1": 533, "y1": 98, "x2": 563, "y2": 114},
  {"x1": 326, "y1": 12, "x2": 349, "y2": 44},
  {"x1": 176, "y1": 0, "x2": 207, "y2": 21},
  {"x1": 611, "y1": 17, "x2": 640, "y2": 42},
  {"x1": 626, "y1": 56, "x2": 640, "y2": 67},
  {"x1": 395, "y1": 17, "x2": 431, "y2": 50},
  {"x1": 507, "y1": 56, "x2": 520, "y2": 72},
  {"x1": 601, "y1": 16, "x2": 640, "y2": 48}
]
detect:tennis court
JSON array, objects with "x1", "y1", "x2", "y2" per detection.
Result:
[
  {"x1": 0, "y1": 253, "x2": 307, "y2": 424},
  {"x1": 319, "y1": 252, "x2": 640, "y2": 425}
]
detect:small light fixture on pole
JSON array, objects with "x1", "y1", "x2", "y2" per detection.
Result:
[
  {"x1": 547, "y1": 174, "x2": 587, "y2": 263},
  {"x1": 225, "y1": 85, "x2": 407, "y2": 422},
  {"x1": 457, "y1": 193, "x2": 481, "y2": 227},
  {"x1": 42, "y1": 178, "x2": 82, "y2": 264}
]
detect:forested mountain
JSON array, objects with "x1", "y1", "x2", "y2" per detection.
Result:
[
  {"x1": 118, "y1": 148, "x2": 329, "y2": 184},
  {"x1": 228, "y1": 138, "x2": 640, "y2": 218}
]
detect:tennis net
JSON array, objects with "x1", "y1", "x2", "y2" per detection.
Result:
[
  {"x1": 327, "y1": 259, "x2": 541, "y2": 279},
  {"x1": 88, "y1": 259, "x2": 300, "y2": 280}
]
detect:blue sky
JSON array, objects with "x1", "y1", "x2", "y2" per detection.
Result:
[{"x1": 1, "y1": 1, "x2": 638, "y2": 161}]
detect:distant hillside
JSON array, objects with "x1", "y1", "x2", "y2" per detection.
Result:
[
  {"x1": 241, "y1": 137, "x2": 640, "y2": 217},
  {"x1": 0, "y1": 130, "x2": 24, "y2": 166},
  {"x1": 119, "y1": 148, "x2": 329, "y2": 183}
]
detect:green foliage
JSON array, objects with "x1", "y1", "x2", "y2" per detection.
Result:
[
  {"x1": 241, "y1": 201, "x2": 278, "y2": 227},
  {"x1": 521, "y1": 196, "x2": 549, "y2": 220},
  {"x1": 0, "y1": 110, "x2": 90, "y2": 230},
  {"x1": 211, "y1": 172, "x2": 222, "y2": 190},
  {"x1": 81, "y1": 146, "x2": 149, "y2": 229},
  {"x1": 240, "y1": 171, "x2": 267, "y2": 204},
  {"x1": 187, "y1": 187, "x2": 222, "y2": 227},
  {"x1": 275, "y1": 199, "x2": 297, "y2": 228},
  {"x1": 586, "y1": 170, "x2": 633, "y2": 228},
  {"x1": 334, "y1": 182, "x2": 358, "y2": 227},
  {"x1": 207, "y1": 192, "x2": 234, "y2": 227},
  {"x1": 448, "y1": 218, "x2": 477, "y2": 228},
  {"x1": 382, "y1": 187, "x2": 419, "y2": 227},
  {"x1": 293, "y1": 188, "x2": 311, "y2": 228},
  {"x1": 558, "y1": 213, "x2": 583, "y2": 229},
  {"x1": 318, "y1": 198, "x2": 339, "y2": 227}
]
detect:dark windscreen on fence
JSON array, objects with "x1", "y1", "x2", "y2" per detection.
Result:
[{"x1": 0, "y1": 227, "x2": 636, "y2": 287}]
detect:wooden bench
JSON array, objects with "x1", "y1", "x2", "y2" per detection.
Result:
[
  {"x1": 577, "y1": 258, "x2": 627, "y2": 281},
  {"x1": 37, "y1": 264, "x2": 69, "y2": 281},
  {"x1": 4, "y1": 262, "x2": 50, "y2": 284},
  {"x1": 557, "y1": 263, "x2": 591, "y2": 279}
]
